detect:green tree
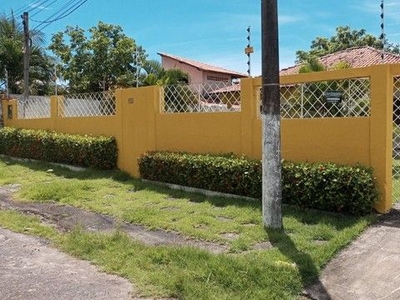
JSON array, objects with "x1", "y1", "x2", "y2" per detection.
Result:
[
  {"x1": 0, "y1": 12, "x2": 52, "y2": 95},
  {"x1": 141, "y1": 59, "x2": 189, "y2": 86},
  {"x1": 295, "y1": 25, "x2": 395, "y2": 63},
  {"x1": 49, "y1": 21, "x2": 147, "y2": 93},
  {"x1": 141, "y1": 60, "x2": 193, "y2": 112}
]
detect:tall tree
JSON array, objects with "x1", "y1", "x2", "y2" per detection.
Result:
[
  {"x1": 295, "y1": 25, "x2": 395, "y2": 63},
  {"x1": 49, "y1": 22, "x2": 147, "y2": 93},
  {"x1": 0, "y1": 12, "x2": 51, "y2": 94}
]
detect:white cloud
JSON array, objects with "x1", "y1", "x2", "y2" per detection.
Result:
[{"x1": 279, "y1": 15, "x2": 304, "y2": 24}]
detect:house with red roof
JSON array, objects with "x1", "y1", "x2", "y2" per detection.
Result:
[
  {"x1": 158, "y1": 52, "x2": 247, "y2": 85},
  {"x1": 158, "y1": 52, "x2": 247, "y2": 109},
  {"x1": 280, "y1": 46, "x2": 400, "y2": 76}
]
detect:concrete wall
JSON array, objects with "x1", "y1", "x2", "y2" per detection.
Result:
[{"x1": 2, "y1": 65, "x2": 397, "y2": 213}]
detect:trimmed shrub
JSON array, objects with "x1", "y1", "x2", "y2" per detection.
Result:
[
  {"x1": 282, "y1": 161, "x2": 378, "y2": 216},
  {"x1": 0, "y1": 127, "x2": 117, "y2": 169},
  {"x1": 138, "y1": 151, "x2": 378, "y2": 215},
  {"x1": 139, "y1": 151, "x2": 261, "y2": 198}
]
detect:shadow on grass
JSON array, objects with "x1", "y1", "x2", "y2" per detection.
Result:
[
  {"x1": 266, "y1": 227, "x2": 332, "y2": 300},
  {"x1": 0, "y1": 156, "x2": 133, "y2": 182}
]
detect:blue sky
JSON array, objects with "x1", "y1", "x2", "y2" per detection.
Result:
[{"x1": 3, "y1": 0, "x2": 400, "y2": 76}]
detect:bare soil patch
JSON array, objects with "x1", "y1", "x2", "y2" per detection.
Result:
[{"x1": 0, "y1": 184, "x2": 228, "y2": 253}]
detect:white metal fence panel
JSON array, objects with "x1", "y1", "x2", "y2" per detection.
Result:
[
  {"x1": 12, "y1": 95, "x2": 51, "y2": 119},
  {"x1": 161, "y1": 82, "x2": 241, "y2": 113},
  {"x1": 59, "y1": 92, "x2": 116, "y2": 117},
  {"x1": 280, "y1": 78, "x2": 370, "y2": 118},
  {"x1": 257, "y1": 78, "x2": 371, "y2": 119},
  {"x1": 393, "y1": 77, "x2": 400, "y2": 202}
]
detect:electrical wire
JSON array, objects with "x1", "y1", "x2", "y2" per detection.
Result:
[
  {"x1": 6, "y1": 0, "x2": 88, "y2": 32},
  {"x1": 7, "y1": 0, "x2": 53, "y2": 18},
  {"x1": 28, "y1": 0, "x2": 54, "y2": 15},
  {"x1": 32, "y1": 0, "x2": 88, "y2": 31},
  {"x1": 30, "y1": 0, "x2": 60, "y2": 18},
  {"x1": 30, "y1": 0, "x2": 77, "y2": 25}
]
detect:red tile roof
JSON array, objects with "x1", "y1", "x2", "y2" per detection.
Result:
[
  {"x1": 158, "y1": 52, "x2": 247, "y2": 78},
  {"x1": 280, "y1": 46, "x2": 400, "y2": 76}
]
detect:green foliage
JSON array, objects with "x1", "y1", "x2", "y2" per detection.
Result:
[
  {"x1": 296, "y1": 26, "x2": 385, "y2": 63},
  {"x1": 282, "y1": 162, "x2": 378, "y2": 216},
  {"x1": 138, "y1": 151, "x2": 378, "y2": 215},
  {"x1": 331, "y1": 61, "x2": 352, "y2": 70},
  {"x1": 299, "y1": 56, "x2": 325, "y2": 73},
  {"x1": 141, "y1": 65, "x2": 192, "y2": 112},
  {"x1": 301, "y1": 81, "x2": 344, "y2": 118},
  {"x1": 142, "y1": 61, "x2": 190, "y2": 87},
  {"x1": 49, "y1": 21, "x2": 147, "y2": 93},
  {"x1": 0, "y1": 12, "x2": 53, "y2": 95},
  {"x1": 138, "y1": 151, "x2": 262, "y2": 198},
  {"x1": 0, "y1": 158, "x2": 374, "y2": 299},
  {"x1": 0, "y1": 127, "x2": 117, "y2": 169},
  {"x1": 164, "y1": 84, "x2": 197, "y2": 112}
]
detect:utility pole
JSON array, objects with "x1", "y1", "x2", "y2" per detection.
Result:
[
  {"x1": 261, "y1": 0, "x2": 282, "y2": 229},
  {"x1": 4, "y1": 67, "x2": 9, "y2": 98},
  {"x1": 380, "y1": 0, "x2": 385, "y2": 61},
  {"x1": 54, "y1": 66, "x2": 58, "y2": 96},
  {"x1": 22, "y1": 12, "x2": 30, "y2": 102},
  {"x1": 135, "y1": 48, "x2": 141, "y2": 88}
]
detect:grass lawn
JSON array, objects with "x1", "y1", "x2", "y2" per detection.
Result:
[{"x1": 0, "y1": 157, "x2": 374, "y2": 300}]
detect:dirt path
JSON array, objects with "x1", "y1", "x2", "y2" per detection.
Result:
[
  {"x1": 0, "y1": 184, "x2": 228, "y2": 254},
  {"x1": 0, "y1": 183, "x2": 206, "y2": 300}
]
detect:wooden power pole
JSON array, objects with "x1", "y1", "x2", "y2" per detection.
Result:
[
  {"x1": 261, "y1": 0, "x2": 282, "y2": 229},
  {"x1": 22, "y1": 12, "x2": 30, "y2": 102}
]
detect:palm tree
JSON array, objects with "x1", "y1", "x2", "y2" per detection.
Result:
[
  {"x1": 142, "y1": 59, "x2": 189, "y2": 86},
  {"x1": 0, "y1": 12, "x2": 51, "y2": 94}
]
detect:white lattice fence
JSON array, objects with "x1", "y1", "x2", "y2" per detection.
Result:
[
  {"x1": 257, "y1": 78, "x2": 371, "y2": 119},
  {"x1": 161, "y1": 82, "x2": 241, "y2": 113},
  {"x1": 393, "y1": 77, "x2": 400, "y2": 202},
  {"x1": 60, "y1": 92, "x2": 116, "y2": 117},
  {"x1": 12, "y1": 95, "x2": 51, "y2": 119}
]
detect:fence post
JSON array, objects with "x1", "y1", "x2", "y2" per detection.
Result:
[
  {"x1": 370, "y1": 64, "x2": 393, "y2": 213},
  {"x1": 1, "y1": 98, "x2": 5, "y2": 126},
  {"x1": 3, "y1": 99, "x2": 18, "y2": 125},
  {"x1": 50, "y1": 95, "x2": 59, "y2": 131},
  {"x1": 118, "y1": 86, "x2": 159, "y2": 177}
]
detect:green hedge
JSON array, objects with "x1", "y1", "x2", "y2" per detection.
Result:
[
  {"x1": 0, "y1": 127, "x2": 117, "y2": 169},
  {"x1": 138, "y1": 151, "x2": 378, "y2": 215}
]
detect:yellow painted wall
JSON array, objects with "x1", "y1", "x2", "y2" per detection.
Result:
[
  {"x1": 156, "y1": 113, "x2": 243, "y2": 155},
  {"x1": 118, "y1": 87, "x2": 158, "y2": 176},
  {"x1": 251, "y1": 118, "x2": 371, "y2": 165},
  {"x1": 2, "y1": 65, "x2": 397, "y2": 213}
]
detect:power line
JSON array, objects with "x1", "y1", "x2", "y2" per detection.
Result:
[
  {"x1": 31, "y1": 0, "x2": 77, "y2": 26},
  {"x1": 30, "y1": 0, "x2": 60, "y2": 18},
  {"x1": 28, "y1": 0, "x2": 54, "y2": 15},
  {"x1": 32, "y1": 0, "x2": 88, "y2": 31},
  {"x1": 7, "y1": 0, "x2": 52, "y2": 18},
  {"x1": 7, "y1": 0, "x2": 88, "y2": 32}
]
